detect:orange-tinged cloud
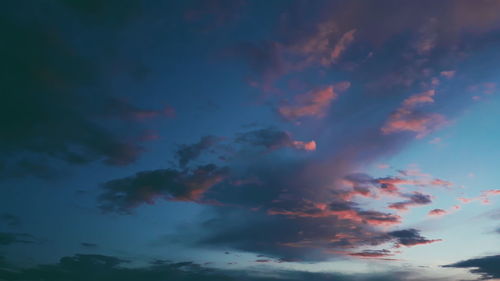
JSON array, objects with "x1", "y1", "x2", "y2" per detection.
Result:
[
  {"x1": 292, "y1": 140, "x2": 317, "y2": 151},
  {"x1": 279, "y1": 82, "x2": 350, "y2": 120},
  {"x1": 268, "y1": 203, "x2": 401, "y2": 226}
]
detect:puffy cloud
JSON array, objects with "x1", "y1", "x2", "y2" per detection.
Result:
[
  {"x1": 278, "y1": 82, "x2": 350, "y2": 121},
  {"x1": 99, "y1": 164, "x2": 229, "y2": 214}
]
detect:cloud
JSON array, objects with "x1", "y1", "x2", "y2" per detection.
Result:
[
  {"x1": 278, "y1": 82, "x2": 350, "y2": 120},
  {"x1": 457, "y1": 189, "x2": 500, "y2": 205},
  {"x1": 382, "y1": 90, "x2": 447, "y2": 138},
  {"x1": 289, "y1": 22, "x2": 356, "y2": 67},
  {"x1": 0, "y1": 253, "x2": 447, "y2": 281},
  {"x1": 444, "y1": 254, "x2": 500, "y2": 280},
  {"x1": 428, "y1": 209, "x2": 447, "y2": 217},
  {"x1": 440, "y1": 71, "x2": 456, "y2": 79},
  {"x1": 236, "y1": 128, "x2": 316, "y2": 151},
  {"x1": 100, "y1": 127, "x2": 320, "y2": 214},
  {"x1": 185, "y1": 160, "x2": 439, "y2": 260},
  {"x1": 176, "y1": 136, "x2": 222, "y2": 167},
  {"x1": 330, "y1": 30, "x2": 357, "y2": 64},
  {"x1": 342, "y1": 171, "x2": 452, "y2": 200},
  {"x1": 388, "y1": 192, "x2": 433, "y2": 211},
  {"x1": 343, "y1": 249, "x2": 395, "y2": 259},
  {"x1": 388, "y1": 229, "x2": 442, "y2": 247},
  {"x1": 99, "y1": 164, "x2": 229, "y2": 214},
  {"x1": 0, "y1": 232, "x2": 36, "y2": 245},
  {"x1": 267, "y1": 200, "x2": 401, "y2": 227},
  {"x1": 0, "y1": 2, "x2": 166, "y2": 178}
]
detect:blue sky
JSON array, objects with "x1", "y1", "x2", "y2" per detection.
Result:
[{"x1": 1, "y1": 1, "x2": 500, "y2": 281}]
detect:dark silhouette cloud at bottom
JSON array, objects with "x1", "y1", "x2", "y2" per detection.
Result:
[
  {"x1": 0, "y1": 253, "x2": 442, "y2": 281},
  {"x1": 444, "y1": 254, "x2": 500, "y2": 280}
]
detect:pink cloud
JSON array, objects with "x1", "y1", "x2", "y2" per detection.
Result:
[
  {"x1": 292, "y1": 140, "x2": 317, "y2": 151},
  {"x1": 382, "y1": 90, "x2": 447, "y2": 138},
  {"x1": 458, "y1": 189, "x2": 500, "y2": 205},
  {"x1": 267, "y1": 202, "x2": 401, "y2": 226},
  {"x1": 429, "y1": 178, "x2": 453, "y2": 187},
  {"x1": 402, "y1": 90, "x2": 436, "y2": 107},
  {"x1": 484, "y1": 189, "x2": 500, "y2": 196},
  {"x1": 428, "y1": 208, "x2": 447, "y2": 217},
  {"x1": 329, "y1": 29, "x2": 357, "y2": 64},
  {"x1": 440, "y1": 70, "x2": 456, "y2": 79},
  {"x1": 279, "y1": 82, "x2": 350, "y2": 120}
]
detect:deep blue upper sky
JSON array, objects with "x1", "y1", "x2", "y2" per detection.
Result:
[{"x1": 1, "y1": 1, "x2": 500, "y2": 280}]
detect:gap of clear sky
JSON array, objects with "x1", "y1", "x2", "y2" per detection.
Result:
[{"x1": 1, "y1": 1, "x2": 500, "y2": 281}]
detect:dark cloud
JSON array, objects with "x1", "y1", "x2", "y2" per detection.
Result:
[
  {"x1": 236, "y1": 128, "x2": 295, "y2": 150},
  {"x1": 99, "y1": 127, "x2": 438, "y2": 260},
  {"x1": 99, "y1": 127, "x2": 318, "y2": 215},
  {"x1": 388, "y1": 229, "x2": 441, "y2": 247},
  {"x1": 0, "y1": 232, "x2": 36, "y2": 246},
  {"x1": 0, "y1": 1, "x2": 166, "y2": 178},
  {"x1": 444, "y1": 255, "x2": 500, "y2": 280},
  {"x1": 388, "y1": 192, "x2": 432, "y2": 211},
  {"x1": 236, "y1": 127, "x2": 315, "y2": 151},
  {"x1": 99, "y1": 164, "x2": 229, "y2": 214},
  {"x1": 0, "y1": 253, "x2": 438, "y2": 281},
  {"x1": 176, "y1": 136, "x2": 221, "y2": 167},
  {"x1": 346, "y1": 249, "x2": 394, "y2": 259}
]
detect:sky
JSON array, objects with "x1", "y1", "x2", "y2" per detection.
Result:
[{"x1": 1, "y1": 0, "x2": 500, "y2": 280}]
